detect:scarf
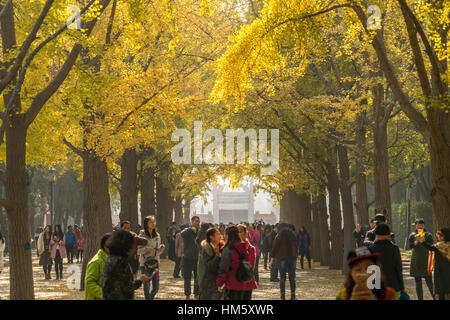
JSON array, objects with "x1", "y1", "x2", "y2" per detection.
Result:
[{"x1": 427, "y1": 241, "x2": 450, "y2": 274}]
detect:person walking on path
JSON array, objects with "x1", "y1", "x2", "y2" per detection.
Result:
[
  {"x1": 121, "y1": 221, "x2": 139, "y2": 278},
  {"x1": 199, "y1": 227, "x2": 224, "y2": 300},
  {"x1": 261, "y1": 225, "x2": 272, "y2": 270},
  {"x1": 247, "y1": 223, "x2": 260, "y2": 283},
  {"x1": 76, "y1": 228, "x2": 84, "y2": 264},
  {"x1": 137, "y1": 215, "x2": 166, "y2": 300},
  {"x1": 418, "y1": 228, "x2": 450, "y2": 300},
  {"x1": 269, "y1": 224, "x2": 280, "y2": 281},
  {"x1": 102, "y1": 229, "x2": 151, "y2": 300},
  {"x1": 336, "y1": 247, "x2": 399, "y2": 300},
  {"x1": 85, "y1": 233, "x2": 111, "y2": 300},
  {"x1": 50, "y1": 225, "x2": 66, "y2": 280},
  {"x1": 34, "y1": 226, "x2": 43, "y2": 257},
  {"x1": 297, "y1": 226, "x2": 311, "y2": 270},
  {"x1": 217, "y1": 225, "x2": 257, "y2": 300},
  {"x1": 197, "y1": 223, "x2": 213, "y2": 290},
  {"x1": 65, "y1": 226, "x2": 77, "y2": 264},
  {"x1": 167, "y1": 222, "x2": 178, "y2": 266},
  {"x1": 369, "y1": 224, "x2": 405, "y2": 296},
  {"x1": 270, "y1": 223, "x2": 298, "y2": 300},
  {"x1": 174, "y1": 225, "x2": 185, "y2": 278},
  {"x1": 408, "y1": 218, "x2": 434, "y2": 300},
  {"x1": 38, "y1": 225, "x2": 53, "y2": 280},
  {"x1": 181, "y1": 216, "x2": 200, "y2": 299},
  {"x1": 0, "y1": 229, "x2": 5, "y2": 274}
]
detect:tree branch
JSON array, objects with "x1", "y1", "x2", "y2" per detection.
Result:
[
  {"x1": 62, "y1": 136, "x2": 84, "y2": 158},
  {"x1": 23, "y1": 0, "x2": 112, "y2": 129},
  {"x1": 0, "y1": 0, "x2": 12, "y2": 20},
  {"x1": 0, "y1": 0, "x2": 55, "y2": 94}
]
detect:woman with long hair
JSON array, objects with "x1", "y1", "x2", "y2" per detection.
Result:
[
  {"x1": 337, "y1": 247, "x2": 398, "y2": 300},
  {"x1": 217, "y1": 225, "x2": 257, "y2": 300},
  {"x1": 76, "y1": 227, "x2": 84, "y2": 264},
  {"x1": 50, "y1": 224, "x2": 66, "y2": 280},
  {"x1": 199, "y1": 227, "x2": 224, "y2": 300},
  {"x1": 247, "y1": 223, "x2": 260, "y2": 283},
  {"x1": 261, "y1": 224, "x2": 272, "y2": 270},
  {"x1": 196, "y1": 222, "x2": 212, "y2": 290},
  {"x1": 137, "y1": 215, "x2": 165, "y2": 300},
  {"x1": 418, "y1": 228, "x2": 450, "y2": 300},
  {"x1": 298, "y1": 226, "x2": 311, "y2": 270},
  {"x1": 0, "y1": 227, "x2": 5, "y2": 274},
  {"x1": 38, "y1": 225, "x2": 53, "y2": 280},
  {"x1": 102, "y1": 229, "x2": 151, "y2": 300}
]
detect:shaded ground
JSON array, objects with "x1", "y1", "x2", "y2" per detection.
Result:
[{"x1": 0, "y1": 251, "x2": 433, "y2": 300}]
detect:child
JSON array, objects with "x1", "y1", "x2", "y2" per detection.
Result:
[{"x1": 336, "y1": 247, "x2": 398, "y2": 300}]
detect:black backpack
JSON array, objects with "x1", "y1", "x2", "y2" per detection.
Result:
[{"x1": 231, "y1": 246, "x2": 254, "y2": 282}]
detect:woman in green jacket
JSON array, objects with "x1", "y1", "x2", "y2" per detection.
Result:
[{"x1": 85, "y1": 233, "x2": 111, "y2": 300}]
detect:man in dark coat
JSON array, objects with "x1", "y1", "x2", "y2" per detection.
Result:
[
  {"x1": 353, "y1": 219, "x2": 376, "y2": 248},
  {"x1": 369, "y1": 223, "x2": 405, "y2": 294},
  {"x1": 363, "y1": 213, "x2": 395, "y2": 247},
  {"x1": 181, "y1": 216, "x2": 200, "y2": 299},
  {"x1": 167, "y1": 222, "x2": 178, "y2": 262},
  {"x1": 409, "y1": 218, "x2": 434, "y2": 300},
  {"x1": 269, "y1": 224, "x2": 279, "y2": 281}
]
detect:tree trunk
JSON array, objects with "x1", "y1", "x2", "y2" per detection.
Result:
[
  {"x1": 430, "y1": 132, "x2": 450, "y2": 229},
  {"x1": 156, "y1": 176, "x2": 171, "y2": 258},
  {"x1": 338, "y1": 145, "x2": 356, "y2": 274},
  {"x1": 279, "y1": 190, "x2": 289, "y2": 223},
  {"x1": 326, "y1": 145, "x2": 343, "y2": 270},
  {"x1": 174, "y1": 196, "x2": 183, "y2": 225},
  {"x1": 80, "y1": 152, "x2": 112, "y2": 290},
  {"x1": 120, "y1": 148, "x2": 139, "y2": 232},
  {"x1": 183, "y1": 199, "x2": 191, "y2": 224},
  {"x1": 372, "y1": 84, "x2": 392, "y2": 223},
  {"x1": 353, "y1": 2, "x2": 450, "y2": 230},
  {"x1": 286, "y1": 189, "x2": 298, "y2": 226},
  {"x1": 317, "y1": 192, "x2": 331, "y2": 266},
  {"x1": 311, "y1": 198, "x2": 321, "y2": 262},
  {"x1": 355, "y1": 112, "x2": 369, "y2": 225},
  {"x1": 298, "y1": 193, "x2": 312, "y2": 234},
  {"x1": 4, "y1": 116, "x2": 35, "y2": 299},
  {"x1": 140, "y1": 166, "x2": 155, "y2": 223}
]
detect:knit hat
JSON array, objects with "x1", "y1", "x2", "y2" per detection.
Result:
[
  {"x1": 374, "y1": 214, "x2": 386, "y2": 223},
  {"x1": 347, "y1": 247, "x2": 380, "y2": 266},
  {"x1": 414, "y1": 218, "x2": 425, "y2": 224}
]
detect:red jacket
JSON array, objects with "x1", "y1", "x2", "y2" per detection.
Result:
[{"x1": 217, "y1": 240, "x2": 258, "y2": 291}]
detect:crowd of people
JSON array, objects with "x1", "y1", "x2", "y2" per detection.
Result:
[
  {"x1": 80, "y1": 215, "x2": 315, "y2": 300},
  {"x1": 36, "y1": 224, "x2": 84, "y2": 280},
  {"x1": 350, "y1": 213, "x2": 450, "y2": 300},
  {"x1": 1, "y1": 211, "x2": 448, "y2": 301}
]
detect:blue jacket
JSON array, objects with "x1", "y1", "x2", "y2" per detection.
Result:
[
  {"x1": 297, "y1": 232, "x2": 309, "y2": 254},
  {"x1": 65, "y1": 232, "x2": 77, "y2": 245}
]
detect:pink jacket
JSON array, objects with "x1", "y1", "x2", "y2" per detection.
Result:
[
  {"x1": 217, "y1": 240, "x2": 258, "y2": 291},
  {"x1": 77, "y1": 237, "x2": 85, "y2": 250},
  {"x1": 247, "y1": 229, "x2": 260, "y2": 256},
  {"x1": 50, "y1": 236, "x2": 66, "y2": 259}
]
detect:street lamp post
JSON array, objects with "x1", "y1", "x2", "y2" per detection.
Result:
[{"x1": 49, "y1": 167, "x2": 55, "y2": 226}]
